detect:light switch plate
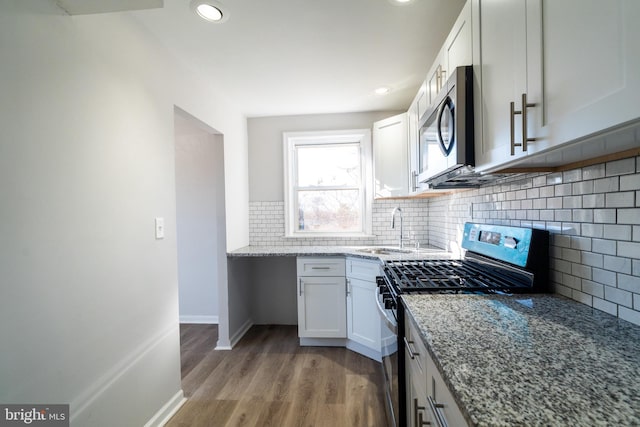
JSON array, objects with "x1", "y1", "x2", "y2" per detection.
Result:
[{"x1": 155, "y1": 217, "x2": 165, "y2": 239}]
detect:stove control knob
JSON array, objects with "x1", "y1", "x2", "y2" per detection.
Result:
[{"x1": 384, "y1": 298, "x2": 396, "y2": 310}]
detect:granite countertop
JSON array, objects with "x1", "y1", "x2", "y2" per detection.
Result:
[
  {"x1": 402, "y1": 294, "x2": 640, "y2": 426},
  {"x1": 227, "y1": 245, "x2": 454, "y2": 261}
]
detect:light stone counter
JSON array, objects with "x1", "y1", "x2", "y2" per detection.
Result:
[
  {"x1": 227, "y1": 245, "x2": 453, "y2": 261},
  {"x1": 402, "y1": 293, "x2": 640, "y2": 426}
]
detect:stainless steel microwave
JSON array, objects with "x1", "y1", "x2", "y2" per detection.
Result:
[{"x1": 417, "y1": 66, "x2": 474, "y2": 187}]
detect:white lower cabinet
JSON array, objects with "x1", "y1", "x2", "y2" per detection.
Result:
[
  {"x1": 297, "y1": 256, "x2": 390, "y2": 361},
  {"x1": 346, "y1": 257, "x2": 389, "y2": 360},
  {"x1": 297, "y1": 257, "x2": 347, "y2": 339},
  {"x1": 405, "y1": 312, "x2": 468, "y2": 427},
  {"x1": 405, "y1": 315, "x2": 429, "y2": 427}
]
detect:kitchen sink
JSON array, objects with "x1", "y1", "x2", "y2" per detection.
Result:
[{"x1": 355, "y1": 247, "x2": 414, "y2": 255}]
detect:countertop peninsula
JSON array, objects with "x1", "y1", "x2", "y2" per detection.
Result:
[{"x1": 402, "y1": 293, "x2": 640, "y2": 426}]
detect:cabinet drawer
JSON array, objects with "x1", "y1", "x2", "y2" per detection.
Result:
[
  {"x1": 404, "y1": 314, "x2": 428, "y2": 382},
  {"x1": 346, "y1": 257, "x2": 381, "y2": 281},
  {"x1": 426, "y1": 349, "x2": 468, "y2": 427},
  {"x1": 297, "y1": 257, "x2": 345, "y2": 277}
]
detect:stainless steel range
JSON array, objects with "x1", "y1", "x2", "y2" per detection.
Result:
[{"x1": 376, "y1": 222, "x2": 549, "y2": 427}]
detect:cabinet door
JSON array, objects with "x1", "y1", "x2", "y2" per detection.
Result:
[
  {"x1": 346, "y1": 257, "x2": 381, "y2": 281},
  {"x1": 407, "y1": 100, "x2": 420, "y2": 194},
  {"x1": 407, "y1": 372, "x2": 430, "y2": 427},
  {"x1": 415, "y1": 80, "x2": 429, "y2": 121},
  {"x1": 537, "y1": 0, "x2": 640, "y2": 153},
  {"x1": 346, "y1": 277, "x2": 379, "y2": 350},
  {"x1": 297, "y1": 276, "x2": 347, "y2": 338},
  {"x1": 445, "y1": 0, "x2": 472, "y2": 73},
  {"x1": 473, "y1": 0, "x2": 543, "y2": 172},
  {"x1": 373, "y1": 113, "x2": 409, "y2": 198},
  {"x1": 426, "y1": 48, "x2": 446, "y2": 107},
  {"x1": 405, "y1": 317, "x2": 429, "y2": 427},
  {"x1": 408, "y1": 95, "x2": 430, "y2": 194},
  {"x1": 426, "y1": 351, "x2": 468, "y2": 427}
]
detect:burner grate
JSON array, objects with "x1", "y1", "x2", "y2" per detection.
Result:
[{"x1": 385, "y1": 259, "x2": 532, "y2": 293}]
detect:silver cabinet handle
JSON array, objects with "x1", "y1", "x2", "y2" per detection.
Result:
[
  {"x1": 404, "y1": 337, "x2": 419, "y2": 359},
  {"x1": 428, "y1": 396, "x2": 448, "y2": 427},
  {"x1": 311, "y1": 266, "x2": 331, "y2": 270},
  {"x1": 411, "y1": 170, "x2": 418, "y2": 192},
  {"x1": 510, "y1": 93, "x2": 537, "y2": 155},
  {"x1": 414, "y1": 398, "x2": 430, "y2": 427},
  {"x1": 346, "y1": 278, "x2": 351, "y2": 297},
  {"x1": 298, "y1": 278, "x2": 303, "y2": 296},
  {"x1": 520, "y1": 92, "x2": 537, "y2": 151}
]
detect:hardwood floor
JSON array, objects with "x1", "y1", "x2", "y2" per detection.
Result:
[{"x1": 167, "y1": 324, "x2": 388, "y2": 427}]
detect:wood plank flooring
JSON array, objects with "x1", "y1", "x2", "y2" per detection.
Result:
[{"x1": 166, "y1": 324, "x2": 388, "y2": 427}]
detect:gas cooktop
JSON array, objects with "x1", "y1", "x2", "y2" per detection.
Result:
[{"x1": 380, "y1": 223, "x2": 550, "y2": 295}]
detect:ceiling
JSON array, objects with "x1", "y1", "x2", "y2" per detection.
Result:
[{"x1": 124, "y1": 0, "x2": 465, "y2": 117}]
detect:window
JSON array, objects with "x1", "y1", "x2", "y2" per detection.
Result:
[{"x1": 283, "y1": 130, "x2": 372, "y2": 237}]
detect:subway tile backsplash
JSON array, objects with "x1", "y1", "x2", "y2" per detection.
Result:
[
  {"x1": 249, "y1": 198, "x2": 431, "y2": 247},
  {"x1": 425, "y1": 156, "x2": 640, "y2": 326},
  {"x1": 249, "y1": 156, "x2": 640, "y2": 326}
]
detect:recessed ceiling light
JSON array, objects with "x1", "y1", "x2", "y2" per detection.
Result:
[
  {"x1": 190, "y1": 0, "x2": 229, "y2": 23},
  {"x1": 375, "y1": 87, "x2": 391, "y2": 95},
  {"x1": 388, "y1": 0, "x2": 416, "y2": 5}
]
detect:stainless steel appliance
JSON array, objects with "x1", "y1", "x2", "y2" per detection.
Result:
[
  {"x1": 375, "y1": 222, "x2": 549, "y2": 427},
  {"x1": 376, "y1": 278, "x2": 399, "y2": 427},
  {"x1": 417, "y1": 66, "x2": 475, "y2": 188}
]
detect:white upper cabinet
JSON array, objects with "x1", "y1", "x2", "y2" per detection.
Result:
[
  {"x1": 426, "y1": 48, "x2": 446, "y2": 108},
  {"x1": 474, "y1": 0, "x2": 640, "y2": 172},
  {"x1": 428, "y1": 1, "x2": 472, "y2": 110},
  {"x1": 373, "y1": 113, "x2": 409, "y2": 198},
  {"x1": 472, "y1": 0, "x2": 543, "y2": 172},
  {"x1": 407, "y1": 96, "x2": 430, "y2": 195},
  {"x1": 415, "y1": 80, "x2": 429, "y2": 123},
  {"x1": 532, "y1": 0, "x2": 640, "y2": 158},
  {"x1": 444, "y1": 0, "x2": 472, "y2": 77}
]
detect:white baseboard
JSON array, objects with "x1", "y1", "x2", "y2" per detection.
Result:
[
  {"x1": 223, "y1": 318, "x2": 253, "y2": 349},
  {"x1": 299, "y1": 337, "x2": 348, "y2": 347},
  {"x1": 179, "y1": 315, "x2": 219, "y2": 324},
  {"x1": 144, "y1": 390, "x2": 187, "y2": 427},
  {"x1": 70, "y1": 325, "x2": 182, "y2": 427},
  {"x1": 346, "y1": 341, "x2": 382, "y2": 362}
]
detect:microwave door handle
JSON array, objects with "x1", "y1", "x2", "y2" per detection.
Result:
[{"x1": 436, "y1": 98, "x2": 455, "y2": 156}]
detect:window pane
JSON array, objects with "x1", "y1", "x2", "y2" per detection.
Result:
[
  {"x1": 297, "y1": 190, "x2": 361, "y2": 232},
  {"x1": 297, "y1": 144, "x2": 360, "y2": 187}
]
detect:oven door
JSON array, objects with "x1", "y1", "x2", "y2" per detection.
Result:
[{"x1": 376, "y1": 287, "x2": 400, "y2": 427}]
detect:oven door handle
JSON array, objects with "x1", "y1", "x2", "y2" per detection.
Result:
[{"x1": 375, "y1": 287, "x2": 397, "y2": 335}]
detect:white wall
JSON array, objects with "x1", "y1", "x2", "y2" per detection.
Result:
[
  {"x1": 175, "y1": 112, "x2": 226, "y2": 324},
  {"x1": 0, "y1": 1, "x2": 248, "y2": 426},
  {"x1": 247, "y1": 112, "x2": 400, "y2": 201}
]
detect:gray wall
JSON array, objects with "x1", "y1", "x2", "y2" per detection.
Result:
[
  {"x1": 175, "y1": 112, "x2": 226, "y2": 324},
  {"x1": 247, "y1": 111, "x2": 401, "y2": 201},
  {"x1": 0, "y1": 1, "x2": 248, "y2": 425}
]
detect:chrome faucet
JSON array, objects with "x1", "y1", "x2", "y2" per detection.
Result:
[{"x1": 391, "y1": 207, "x2": 404, "y2": 249}]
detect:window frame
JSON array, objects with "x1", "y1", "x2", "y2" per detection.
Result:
[{"x1": 283, "y1": 129, "x2": 373, "y2": 238}]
